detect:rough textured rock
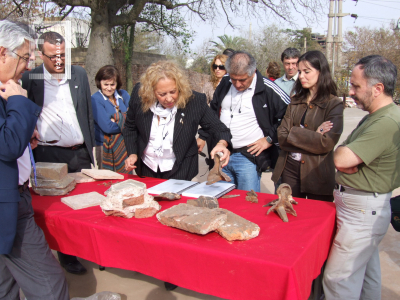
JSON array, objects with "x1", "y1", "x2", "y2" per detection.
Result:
[
  {"x1": 68, "y1": 172, "x2": 96, "y2": 183},
  {"x1": 246, "y1": 190, "x2": 258, "y2": 203},
  {"x1": 207, "y1": 153, "x2": 231, "y2": 185},
  {"x1": 153, "y1": 192, "x2": 181, "y2": 201},
  {"x1": 187, "y1": 196, "x2": 219, "y2": 209},
  {"x1": 32, "y1": 181, "x2": 76, "y2": 196},
  {"x1": 61, "y1": 192, "x2": 105, "y2": 210},
  {"x1": 101, "y1": 179, "x2": 161, "y2": 218},
  {"x1": 157, "y1": 203, "x2": 227, "y2": 235},
  {"x1": 135, "y1": 207, "x2": 159, "y2": 218},
  {"x1": 215, "y1": 209, "x2": 260, "y2": 241},
  {"x1": 34, "y1": 162, "x2": 68, "y2": 180},
  {"x1": 266, "y1": 183, "x2": 297, "y2": 222},
  {"x1": 82, "y1": 169, "x2": 124, "y2": 180},
  {"x1": 33, "y1": 175, "x2": 75, "y2": 189}
]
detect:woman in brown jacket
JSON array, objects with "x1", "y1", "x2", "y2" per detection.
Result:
[{"x1": 272, "y1": 50, "x2": 343, "y2": 201}]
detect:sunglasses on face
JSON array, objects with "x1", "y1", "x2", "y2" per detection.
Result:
[{"x1": 212, "y1": 64, "x2": 225, "y2": 70}]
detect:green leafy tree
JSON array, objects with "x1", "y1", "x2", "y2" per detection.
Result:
[
  {"x1": 47, "y1": 0, "x2": 325, "y2": 92},
  {"x1": 209, "y1": 34, "x2": 246, "y2": 56}
]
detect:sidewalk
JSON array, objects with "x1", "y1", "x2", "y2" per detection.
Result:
[{"x1": 49, "y1": 108, "x2": 400, "y2": 299}]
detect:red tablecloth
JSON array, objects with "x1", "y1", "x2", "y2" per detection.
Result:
[{"x1": 31, "y1": 174, "x2": 336, "y2": 300}]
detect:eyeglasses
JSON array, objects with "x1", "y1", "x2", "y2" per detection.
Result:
[
  {"x1": 42, "y1": 52, "x2": 66, "y2": 62},
  {"x1": 212, "y1": 64, "x2": 225, "y2": 71},
  {"x1": 11, "y1": 51, "x2": 30, "y2": 63},
  {"x1": 35, "y1": 114, "x2": 63, "y2": 144}
]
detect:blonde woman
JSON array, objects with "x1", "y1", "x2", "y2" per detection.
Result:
[{"x1": 124, "y1": 60, "x2": 232, "y2": 180}]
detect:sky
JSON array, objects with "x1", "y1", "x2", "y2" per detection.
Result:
[{"x1": 186, "y1": 0, "x2": 400, "y2": 51}]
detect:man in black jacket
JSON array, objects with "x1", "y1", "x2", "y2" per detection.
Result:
[{"x1": 198, "y1": 51, "x2": 290, "y2": 192}]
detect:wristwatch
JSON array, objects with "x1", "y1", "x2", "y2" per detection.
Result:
[{"x1": 266, "y1": 136, "x2": 273, "y2": 144}]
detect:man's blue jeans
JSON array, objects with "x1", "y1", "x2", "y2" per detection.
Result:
[{"x1": 222, "y1": 152, "x2": 261, "y2": 192}]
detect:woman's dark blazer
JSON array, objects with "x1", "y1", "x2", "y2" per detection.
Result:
[{"x1": 123, "y1": 83, "x2": 232, "y2": 180}]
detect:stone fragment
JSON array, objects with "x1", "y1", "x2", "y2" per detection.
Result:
[
  {"x1": 135, "y1": 207, "x2": 159, "y2": 218},
  {"x1": 266, "y1": 183, "x2": 297, "y2": 222},
  {"x1": 101, "y1": 179, "x2": 161, "y2": 218},
  {"x1": 221, "y1": 194, "x2": 240, "y2": 198},
  {"x1": 153, "y1": 192, "x2": 181, "y2": 201},
  {"x1": 156, "y1": 203, "x2": 227, "y2": 235},
  {"x1": 246, "y1": 190, "x2": 258, "y2": 203},
  {"x1": 33, "y1": 175, "x2": 75, "y2": 189},
  {"x1": 207, "y1": 153, "x2": 231, "y2": 185},
  {"x1": 68, "y1": 172, "x2": 96, "y2": 183},
  {"x1": 215, "y1": 209, "x2": 260, "y2": 241},
  {"x1": 82, "y1": 169, "x2": 124, "y2": 180},
  {"x1": 61, "y1": 192, "x2": 106, "y2": 210},
  {"x1": 34, "y1": 162, "x2": 68, "y2": 181},
  {"x1": 187, "y1": 196, "x2": 219, "y2": 209},
  {"x1": 32, "y1": 180, "x2": 76, "y2": 196}
]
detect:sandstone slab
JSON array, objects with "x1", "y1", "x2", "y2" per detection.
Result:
[
  {"x1": 34, "y1": 162, "x2": 68, "y2": 180},
  {"x1": 82, "y1": 169, "x2": 124, "y2": 180},
  {"x1": 156, "y1": 203, "x2": 227, "y2": 235},
  {"x1": 68, "y1": 172, "x2": 96, "y2": 183},
  {"x1": 32, "y1": 180, "x2": 76, "y2": 196},
  {"x1": 61, "y1": 192, "x2": 106, "y2": 210},
  {"x1": 32, "y1": 175, "x2": 75, "y2": 189},
  {"x1": 187, "y1": 196, "x2": 219, "y2": 209},
  {"x1": 215, "y1": 209, "x2": 260, "y2": 241}
]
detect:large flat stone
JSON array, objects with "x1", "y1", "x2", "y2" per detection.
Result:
[
  {"x1": 156, "y1": 203, "x2": 227, "y2": 235},
  {"x1": 32, "y1": 180, "x2": 76, "y2": 196},
  {"x1": 68, "y1": 172, "x2": 96, "y2": 183},
  {"x1": 82, "y1": 169, "x2": 124, "y2": 180},
  {"x1": 61, "y1": 192, "x2": 106, "y2": 210},
  {"x1": 34, "y1": 162, "x2": 68, "y2": 181},
  {"x1": 32, "y1": 175, "x2": 75, "y2": 189},
  {"x1": 215, "y1": 209, "x2": 260, "y2": 241}
]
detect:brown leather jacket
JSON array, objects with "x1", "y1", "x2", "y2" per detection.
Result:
[{"x1": 272, "y1": 95, "x2": 344, "y2": 195}]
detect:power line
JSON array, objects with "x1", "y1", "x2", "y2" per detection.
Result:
[{"x1": 360, "y1": 0, "x2": 400, "y2": 11}]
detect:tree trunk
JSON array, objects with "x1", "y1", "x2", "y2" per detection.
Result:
[
  {"x1": 85, "y1": 7, "x2": 114, "y2": 94},
  {"x1": 125, "y1": 23, "x2": 136, "y2": 94}
]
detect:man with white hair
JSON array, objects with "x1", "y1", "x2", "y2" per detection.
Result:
[
  {"x1": 0, "y1": 20, "x2": 68, "y2": 300},
  {"x1": 199, "y1": 51, "x2": 290, "y2": 191}
]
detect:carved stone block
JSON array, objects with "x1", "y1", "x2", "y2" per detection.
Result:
[
  {"x1": 34, "y1": 162, "x2": 68, "y2": 181},
  {"x1": 215, "y1": 209, "x2": 260, "y2": 241},
  {"x1": 156, "y1": 203, "x2": 227, "y2": 235},
  {"x1": 32, "y1": 180, "x2": 76, "y2": 196},
  {"x1": 61, "y1": 192, "x2": 105, "y2": 210}
]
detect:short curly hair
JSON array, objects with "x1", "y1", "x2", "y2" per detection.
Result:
[
  {"x1": 266, "y1": 61, "x2": 281, "y2": 80},
  {"x1": 139, "y1": 60, "x2": 192, "y2": 112}
]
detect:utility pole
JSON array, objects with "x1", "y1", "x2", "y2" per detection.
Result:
[
  {"x1": 326, "y1": 0, "x2": 334, "y2": 65},
  {"x1": 337, "y1": 0, "x2": 349, "y2": 67},
  {"x1": 327, "y1": 0, "x2": 349, "y2": 76}
]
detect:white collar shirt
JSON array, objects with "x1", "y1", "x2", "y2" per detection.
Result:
[
  {"x1": 36, "y1": 66, "x2": 84, "y2": 147},
  {"x1": 220, "y1": 73, "x2": 264, "y2": 148}
]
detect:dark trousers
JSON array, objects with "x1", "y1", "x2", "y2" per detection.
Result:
[
  {"x1": 34, "y1": 144, "x2": 91, "y2": 173},
  {"x1": 34, "y1": 144, "x2": 92, "y2": 264},
  {"x1": 140, "y1": 160, "x2": 170, "y2": 179},
  {"x1": 0, "y1": 188, "x2": 69, "y2": 300},
  {"x1": 282, "y1": 156, "x2": 334, "y2": 202}
]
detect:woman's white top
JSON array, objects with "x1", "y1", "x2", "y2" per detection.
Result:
[{"x1": 142, "y1": 102, "x2": 177, "y2": 172}]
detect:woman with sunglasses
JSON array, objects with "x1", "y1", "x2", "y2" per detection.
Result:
[
  {"x1": 272, "y1": 50, "x2": 344, "y2": 201},
  {"x1": 210, "y1": 54, "x2": 228, "y2": 89}
]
